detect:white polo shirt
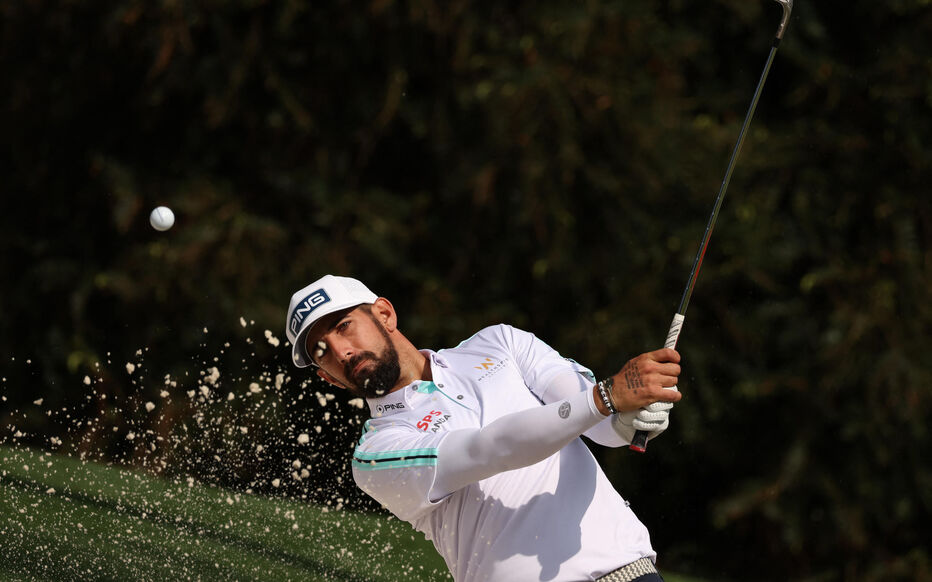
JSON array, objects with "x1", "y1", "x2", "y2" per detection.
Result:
[{"x1": 352, "y1": 324, "x2": 655, "y2": 582}]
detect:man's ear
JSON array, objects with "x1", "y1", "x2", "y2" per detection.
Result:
[{"x1": 371, "y1": 297, "x2": 398, "y2": 332}]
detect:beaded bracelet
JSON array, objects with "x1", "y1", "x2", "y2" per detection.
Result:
[{"x1": 596, "y1": 378, "x2": 618, "y2": 415}]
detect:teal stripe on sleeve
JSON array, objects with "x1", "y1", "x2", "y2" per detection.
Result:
[{"x1": 352, "y1": 447, "x2": 438, "y2": 471}]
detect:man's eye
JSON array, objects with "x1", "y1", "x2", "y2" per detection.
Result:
[{"x1": 337, "y1": 321, "x2": 351, "y2": 332}]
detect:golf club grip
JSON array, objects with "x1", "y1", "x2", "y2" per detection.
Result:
[{"x1": 630, "y1": 314, "x2": 685, "y2": 453}]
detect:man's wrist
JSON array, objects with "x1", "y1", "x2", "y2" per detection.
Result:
[
  {"x1": 592, "y1": 385, "x2": 610, "y2": 416},
  {"x1": 593, "y1": 379, "x2": 617, "y2": 416}
]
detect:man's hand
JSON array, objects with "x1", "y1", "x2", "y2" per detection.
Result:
[
  {"x1": 598, "y1": 348, "x2": 681, "y2": 444},
  {"x1": 611, "y1": 398, "x2": 675, "y2": 444},
  {"x1": 608, "y1": 348, "x2": 682, "y2": 412}
]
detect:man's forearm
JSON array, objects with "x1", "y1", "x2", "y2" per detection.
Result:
[{"x1": 430, "y1": 388, "x2": 605, "y2": 499}]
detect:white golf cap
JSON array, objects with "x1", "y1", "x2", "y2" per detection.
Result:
[{"x1": 285, "y1": 275, "x2": 378, "y2": 368}]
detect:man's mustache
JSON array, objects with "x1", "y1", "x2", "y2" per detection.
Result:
[{"x1": 345, "y1": 351, "x2": 379, "y2": 380}]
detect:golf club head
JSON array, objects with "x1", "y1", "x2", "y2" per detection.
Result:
[{"x1": 774, "y1": 0, "x2": 793, "y2": 40}]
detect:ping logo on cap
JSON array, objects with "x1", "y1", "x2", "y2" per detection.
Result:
[{"x1": 289, "y1": 289, "x2": 331, "y2": 336}]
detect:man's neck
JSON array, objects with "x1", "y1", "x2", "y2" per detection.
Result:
[{"x1": 390, "y1": 346, "x2": 432, "y2": 392}]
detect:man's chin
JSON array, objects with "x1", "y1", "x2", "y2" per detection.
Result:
[
  {"x1": 346, "y1": 345, "x2": 401, "y2": 398},
  {"x1": 353, "y1": 379, "x2": 387, "y2": 398},
  {"x1": 351, "y1": 369, "x2": 400, "y2": 399}
]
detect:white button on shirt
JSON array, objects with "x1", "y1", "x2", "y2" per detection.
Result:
[{"x1": 353, "y1": 324, "x2": 656, "y2": 582}]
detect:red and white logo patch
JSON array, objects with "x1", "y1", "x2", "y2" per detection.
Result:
[{"x1": 417, "y1": 409, "x2": 452, "y2": 432}]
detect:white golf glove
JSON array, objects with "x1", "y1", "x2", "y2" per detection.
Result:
[{"x1": 611, "y1": 387, "x2": 678, "y2": 443}]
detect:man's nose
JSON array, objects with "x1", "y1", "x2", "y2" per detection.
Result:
[{"x1": 328, "y1": 337, "x2": 355, "y2": 364}]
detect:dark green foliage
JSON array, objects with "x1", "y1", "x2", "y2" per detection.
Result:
[{"x1": 1, "y1": 1, "x2": 929, "y2": 580}]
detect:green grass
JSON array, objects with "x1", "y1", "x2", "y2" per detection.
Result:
[
  {"x1": 1, "y1": 445, "x2": 707, "y2": 582},
  {"x1": 0, "y1": 446, "x2": 449, "y2": 581}
]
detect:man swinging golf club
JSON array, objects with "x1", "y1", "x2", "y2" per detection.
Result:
[
  {"x1": 286, "y1": 275, "x2": 681, "y2": 582},
  {"x1": 284, "y1": 0, "x2": 794, "y2": 576}
]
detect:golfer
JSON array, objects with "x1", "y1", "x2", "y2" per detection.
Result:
[{"x1": 286, "y1": 275, "x2": 682, "y2": 582}]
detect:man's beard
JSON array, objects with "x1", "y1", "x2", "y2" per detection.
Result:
[{"x1": 343, "y1": 329, "x2": 401, "y2": 399}]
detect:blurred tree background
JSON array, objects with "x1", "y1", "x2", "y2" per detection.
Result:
[{"x1": 1, "y1": 0, "x2": 930, "y2": 580}]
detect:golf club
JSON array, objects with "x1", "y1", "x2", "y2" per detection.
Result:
[{"x1": 630, "y1": 0, "x2": 793, "y2": 453}]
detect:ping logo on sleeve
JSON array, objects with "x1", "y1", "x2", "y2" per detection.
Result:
[{"x1": 289, "y1": 289, "x2": 331, "y2": 336}]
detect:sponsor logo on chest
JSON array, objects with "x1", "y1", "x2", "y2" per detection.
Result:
[
  {"x1": 375, "y1": 402, "x2": 405, "y2": 415},
  {"x1": 416, "y1": 409, "x2": 452, "y2": 433},
  {"x1": 474, "y1": 357, "x2": 509, "y2": 382}
]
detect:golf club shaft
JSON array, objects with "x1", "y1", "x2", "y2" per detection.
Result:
[{"x1": 630, "y1": 1, "x2": 792, "y2": 453}]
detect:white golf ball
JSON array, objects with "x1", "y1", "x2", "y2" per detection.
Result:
[{"x1": 149, "y1": 206, "x2": 175, "y2": 231}]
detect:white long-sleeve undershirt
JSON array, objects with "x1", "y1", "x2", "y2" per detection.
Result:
[
  {"x1": 431, "y1": 380, "x2": 612, "y2": 500},
  {"x1": 543, "y1": 368, "x2": 630, "y2": 448}
]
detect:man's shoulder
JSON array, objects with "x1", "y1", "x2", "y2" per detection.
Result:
[
  {"x1": 432, "y1": 324, "x2": 542, "y2": 381},
  {"x1": 354, "y1": 414, "x2": 444, "y2": 469},
  {"x1": 358, "y1": 409, "x2": 421, "y2": 445},
  {"x1": 445, "y1": 323, "x2": 531, "y2": 353}
]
